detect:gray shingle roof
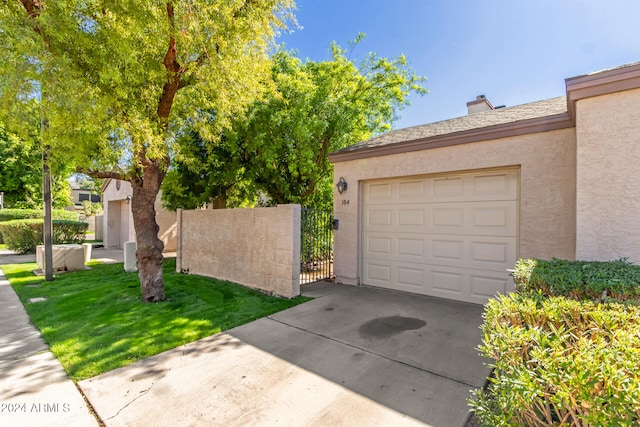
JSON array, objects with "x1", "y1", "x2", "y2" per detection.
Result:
[{"x1": 336, "y1": 96, "x2": 568, "y2": 153}]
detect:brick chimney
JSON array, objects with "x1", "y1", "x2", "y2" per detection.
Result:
[{"x1": 467, "y1": 95, "x2": 494, "y2": 114}]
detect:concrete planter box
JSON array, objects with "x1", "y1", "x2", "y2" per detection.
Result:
[{"x1": 36, "y1": 244, "x2": 88, "y2": 272}]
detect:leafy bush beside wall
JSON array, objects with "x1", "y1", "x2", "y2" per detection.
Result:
[
  {"x1": 513, "y1": 258, "x2": 640, "y2": 302},
  {"x1": 51, "y1": 220, "x2": 88, "y2": 245},
  {"x1": 0, "y1": 219, "x2": 41, "y2": 252},
  {"x1": 471, "y1": 258, "x2": 640, "y2": 426},
  {"x1": 471, "y1": 293, "x2": 640, "y2": 426},
  {"x1": 0, "y1": 219, "x2": 88, "y2": 254},
  {"x1": 0, "y1": 208, "x2": 79, "y2": 222},
  {"x1": 0, "y1": 209, "x2": 79, "y2": 244}
]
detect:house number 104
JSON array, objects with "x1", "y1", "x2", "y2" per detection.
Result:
[{"x1": 341, "y1": 199, "x2": 350, "y2": 205}]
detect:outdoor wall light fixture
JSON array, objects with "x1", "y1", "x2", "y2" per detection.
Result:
[
  {"x1": 125, "y1": 195, "x2": 132, "y2": 204},
  {"x1": 336, "y1": 177, "x2": 348, "y2": 194}
]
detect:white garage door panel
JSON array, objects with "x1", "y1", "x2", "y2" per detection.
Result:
[
  {"x1": 397, "y1": 266, "x2": 425, "y2": 288},
  {"x1": 365, "y1": 234, "x2": 516, "y2": 271},
  {"x1": 362, "y1": 169, "x2": 519, "y2": 304},
  {"x1": 363, "y1": 261, "x2": 513, "y2": 303},
  {"x1": 366, "y1": 201, "x2": 516, "y2": 236},
  {"x1": 366, "y1": 209, "x2": 393, "y2": 227},
  {"x1": 469, "y1": 273, "x2": 512, "y2": 301},
  {"x1": 431, "y1": 268, "x2": 465, "y2": 295},
  {"x1": 430, "y1": 266, "x2": 512, "y2": 304},
  {"x1": 363, "y1": 172, "x2": 517, "y2": 203},
  {"x1": 368, "y1": 183, "x2": 393, "y2": 201},
  {"x1": 365, "y1": 262, "x2": 392, "y2": 284},
  {"x1": 431, "y1": 201, "x2": 516, "y2": 236},
  {"x1": 430, "y1": 235, "x2": 517, "y2": 271}
]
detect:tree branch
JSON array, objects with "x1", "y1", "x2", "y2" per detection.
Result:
[
  {"x1": 19, "y1": 0, "x2": 42, "y2": 19},
  {"x1": 19, "y1": 0, "x2": 45, "y2": 36},
  {"x1": 76, "y1": 167, "x2": 124, "y2": 181},
  {"x1": 234, "y1": 0, "x2": 256, "y2": 18},
  {"x1": 157, "y1": 2, "x2": 183, "y2": 128},
  {"x1": 315, "y1": 134, "x2": 332, "y2": 167}
]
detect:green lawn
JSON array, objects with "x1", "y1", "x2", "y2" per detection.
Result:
[
  {"x1": 3, "y1": 259, "x2": 310, "y2": 381},
  {"x1": 0, "y1": 243, "x2": 6, "y2": 250}
]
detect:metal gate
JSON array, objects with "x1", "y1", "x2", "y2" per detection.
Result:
[{"x1": 300, "y1": 208, "x2": 334, "y2": 285}]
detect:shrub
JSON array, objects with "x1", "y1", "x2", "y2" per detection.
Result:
[
  {"x1": 81, "y1": 200, "x2": 103, "y2": 217},
  {"x1": 0, "y1": 219, "x2": 88, "y2": 254},
  {"x1": 470, "y1": 293, "x2": 640, "y2": 426},
  {"x1": 0, "y1": 210, "x2": 44, "y2": 244},
  {"x1": 513, "y1": 258, "x2": 640, "y2": 302},
  {"x1": 0, "y1": 209, "x2": 79, "y2": 244},
  {"x1": 0, "y1": 209, "x2": 41, "y2": 222},
  {"x1": 0, "y1": 219, "x2": 42, "y2": 253},
  {"x1": 52, "y1": 220, "x2": 89, "y2": 245},
  {"x1": 0, "y1": 208, "x2": 79, "y2": 222},
  {"x1": 54, "y1": 209, "x2": 80, "y2": 221}
]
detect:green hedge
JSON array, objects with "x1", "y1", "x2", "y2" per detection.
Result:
[
  {"x1": 52, "y1": 220, "x2": 89, "y2": 245},
  {"x1": 471, "y1": 258, "x2": 640, "y2": 426},
  {"x1": 0, "y1": 209, "x2": 79, "y2": 244},
  {"x1": 471, "y1": 292, "x2": 640, "y2": 426},
  {"x1": 0, "y1": 208, "x2": 79, "y2": 222},
  {"x1": 513, "y1": 258, "x2": 640, "y2": 302},
  {"x1": 0, "y1": 219, "x2": 88, "y2": 254}
]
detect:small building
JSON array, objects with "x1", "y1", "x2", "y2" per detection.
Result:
[
  {"x1": 101, "y1": 179, "x2": 177, "y2": 251},
  {"x1": 330, "y1": 62, "x2": 640, "y2": 305}
]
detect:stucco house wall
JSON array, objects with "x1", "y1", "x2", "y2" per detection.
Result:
[
  {"x1": 102, "y1": 180, "x2": 135, "y2": 249},
  {"x1": 102, "y1": 179, "x2": 177, "y2": 251},
  {"x1": 575, "y1": 87, "x2": 640, "y2": 263},
  {"x1": 332, "y1": 129, "x2": 576, "y2": 285}
]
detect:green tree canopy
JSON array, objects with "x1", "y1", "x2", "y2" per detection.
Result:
[
  {"x1": 0, "y1": 121, "x2": 71, "y2": 209},
  {"x1": 1, "y1": 0, "x2": 294, "y2": 301},
  {"x1": 161, "y1": 129, "x2": 257, "y2": 211},
  {"x1": 163, "y1": 38, "x2": 427, "y2": 210}
]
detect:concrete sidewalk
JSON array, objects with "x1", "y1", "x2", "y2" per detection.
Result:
[
  {"x1": 0, "y1": 267, "x2": 98, "y2": 427},
  {"x1": 0, "y1": 246, "x2": 126, "y2": 266},
  {"x1": 0, "y1": 246, "x2": 126, "y2": 426},
  {"x1": 79, "y1": 283, "x2": 489, "y2": 426}
]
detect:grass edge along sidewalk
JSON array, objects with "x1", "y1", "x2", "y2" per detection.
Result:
[{"x1": 4, "y1": 258, "x2": 310, "y2": 381}]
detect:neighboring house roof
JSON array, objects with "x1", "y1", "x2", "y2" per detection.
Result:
[{"x1": 336, "y1": 96, "x2": 567, "y2": 154}]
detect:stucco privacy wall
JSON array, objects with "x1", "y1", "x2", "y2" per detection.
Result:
[
  {"x1": 332, "y1": 128, "x2": 576, "y2": 285},
  {"x1": 176, "y1": 205, "x2": 301, "y2": 298},
  {"x1": 575, "y1": 88, "x2": 640, "y2": 263},
  {"x1": 155, "y1": 195, "x2": 177, "y2": 252}
]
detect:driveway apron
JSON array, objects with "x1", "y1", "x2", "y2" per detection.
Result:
[{"x1": 79, "y1": 283, "x2": 490, "y2": 427}]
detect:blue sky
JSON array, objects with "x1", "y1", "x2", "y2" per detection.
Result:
[{"x1": 277, "y1": 0, "x2": 640, "y2": 129}]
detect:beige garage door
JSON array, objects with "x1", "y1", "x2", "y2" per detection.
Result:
[{"x1": 362, "y1": 169, "x2": 518, "y2": 304}]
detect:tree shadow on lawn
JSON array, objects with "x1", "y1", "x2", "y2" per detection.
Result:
[{"x1": 5, "y1": 259, "x2": 309, "y2": 381}]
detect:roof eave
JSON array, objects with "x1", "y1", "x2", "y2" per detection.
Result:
[
  {"x1": 101, "y1": 178, "x2": 112, "y2": 193},
  {"x1": 566, "y1": 62, "x2": 640, "y2": 120},
  {"x1": 330, "y1": 112, "x2": 572, "y2": 163}
]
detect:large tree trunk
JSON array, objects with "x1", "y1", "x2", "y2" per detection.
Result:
[{"x1": 130, "y1": 161, "x2": 166, "y2": 302}]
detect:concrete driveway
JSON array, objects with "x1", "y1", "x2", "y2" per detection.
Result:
[{"x1": 79, "y1": 283, "x2": 490, "y2": 426}]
